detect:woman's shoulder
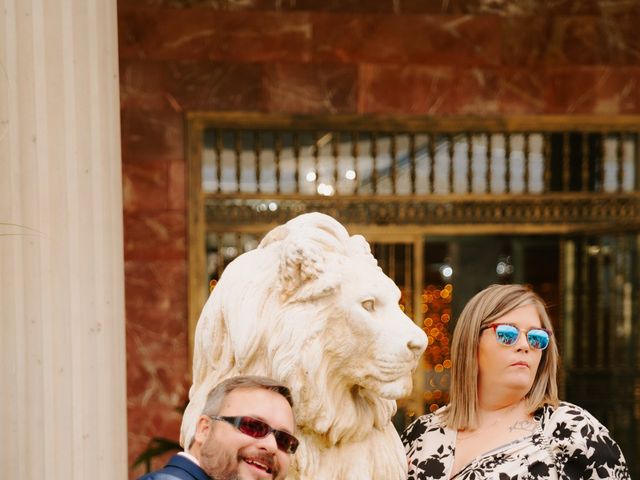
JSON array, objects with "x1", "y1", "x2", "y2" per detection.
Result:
[
  {"x1": 401, "y1": 406, "x2": 448, "y2": 447},
  {"x1": 539, "y1": 401, "x2": 615, "y2": 456},
  {"x1": 538, "y1": 401, "x2": 630, "y2": 478},
  {"x1": 539, "y1": 401, "x2": 608, "y2": 432}
]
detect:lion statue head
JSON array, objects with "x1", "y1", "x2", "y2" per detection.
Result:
[{"x1": 181, "y1": 212, "x2": 428, "y2": 479}]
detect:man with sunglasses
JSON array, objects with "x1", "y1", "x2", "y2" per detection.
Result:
[{"x1": 139, "y1": 375, "x2": 298, "y2": 480}]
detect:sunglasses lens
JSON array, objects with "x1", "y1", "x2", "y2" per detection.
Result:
[
  {"x1": 275, "y1": 431, "x2": 300, "y2": 454},
  {"x1": 238, "y1": 417, "x2": 270, "y2": 439},
  {"x1": 495, "y1": 324, "x2": 519, "y2": 345},
  {"x1": 527, "y1": 329, "x2": 550, "y2": 350},
  {"x1": 238, "y1": 417, "x2": 299, "y2": 454}
]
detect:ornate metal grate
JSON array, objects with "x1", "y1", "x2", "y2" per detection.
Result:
[
  {"x1": 202, "y1": 130, "x2": 637, "y2": 196},
  {"x1": 189, "y1": 114, "x2": 640, "y2": 229}
]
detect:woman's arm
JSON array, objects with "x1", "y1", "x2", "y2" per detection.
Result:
[{"x1": 551, "y1": 404, "x2": 630, "y2": 479}]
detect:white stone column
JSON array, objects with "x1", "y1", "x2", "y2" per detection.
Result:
[{"x1": 0, "y1": 0, "x2": 127, "y2": 479}]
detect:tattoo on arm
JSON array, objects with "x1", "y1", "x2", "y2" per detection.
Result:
[{"x1": 508, "y1": 420, "x2": 537, "y2": 433}]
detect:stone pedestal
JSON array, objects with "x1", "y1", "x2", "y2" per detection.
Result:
[{"x1": 0, "y1": 0, "x2": 127, "y2": 478}]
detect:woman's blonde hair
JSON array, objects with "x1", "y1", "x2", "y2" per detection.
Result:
[{"x1": 443, "y1": 284, "x2": 559, "y2": 430}]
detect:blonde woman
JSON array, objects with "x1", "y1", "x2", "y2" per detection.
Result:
[{"x1": 402, "y1": 284, "x2": 629, "y2": 479}]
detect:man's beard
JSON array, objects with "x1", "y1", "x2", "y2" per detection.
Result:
[
  {"x1": 211, "y1": 473, "x2": 240, "y2": 480},
  {"x1": 199, "y1": 445, "x2": 238, "y2": 479},
  {"x1": 199, "y1": 437, "x2": 280, "y2": 479}
]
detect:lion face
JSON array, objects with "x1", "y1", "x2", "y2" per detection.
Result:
[{"x1": 322, "y1": 254, "x2": 428, "y2": 400}]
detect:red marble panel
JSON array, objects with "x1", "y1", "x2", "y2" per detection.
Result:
[
  {"x1": 504, "y1": 14, "x2": 640, "y2": 67},
  {"x1": 168, "y1": 160, "x2": 186, "y2": 211},
  {"x1": 119, "y1": 6, "x2": 312, "y2": 62},
  {"x1": 544, "y1": 15, "x2": 636, "y2": 65},
  {"x1": 600, "y1": 14, "x2": 640, "y2": 65},
  {"x1": 400, "y1": 0, "x2": 486, "y2": 14},
  {"x1": 124, "y1": 211, "x2": 186, "y2": 261},
  {"x1": 120, "y1": 61, "x2": 176, "y2": 112},
  {"x1": 496, "y1": 68, "x2": 546, "y2": 113},
  {"x1": 544, "y1": 67, "x2": 640, "y2": 113},
  {"x1": 451, "y1": 67, "x2": 545, "y2": 114},
  {"x1": 450, "y1": 68, "x2": 501, "y2": 114},
  {"x1": 359, "y1": 64, "x2": 456, "y2": 114},
  {"x1": 313, "y1": 13, "x2": 502, "y2": 67},
  {"x1": 541, "y1": 0, "x2": 639, "y2": 15},
  {"x1": 120, "y1": 60, "x2": 265, "y2": 112},
  {"x1": 263, "y1": 63, "x2": 358, "y2": 113},
  {"x1": 121, "y1": 110, "x2": 183, "y2": 162},
  {"x1": 122, "y1": 160, "x2": 169, "y2": 213},
  {"x1": 209, "y1": 11, "x2": 312, "y2": 62},
  {"x1": 117, "y1": 0, "x2": 614, "y2": 15},
  {"x1": 416, "y1": 0, "x2": 604, "y2": 16},
  {"x1": 126, "y1": 323, "x2": 189, "y2": 402},
  {"x1": 471, "y1": 0, "x2": 628, "y2": 15},
  {"x1": 166, "y1": 62, "x2": 265, "y2": 111},
  {"x1": 125, "y1": 260, "x2": 188, "y2": 326},
  {"x1": 288, "y1": 0, "x2": 399, "y2": 13},
  {"x1": 127, "y1": 323, "x2": 189, "y2": 478},
  {"x1": 118, "y1": 0, "x2": 277, "y2": 10},
  {"x1": 118, "y1": 0, "x2": 410, "y2": 13},
  {"x1": 118, "y1": 7, "x2": 215, "y2": 60},
  {"x1": 500, "y1": 15, "x2": 551, "y2": 67}
]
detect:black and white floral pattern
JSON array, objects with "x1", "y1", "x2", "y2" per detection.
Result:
[{"x1": 402, "y1": 401, "x2": 630, "y2": 479}]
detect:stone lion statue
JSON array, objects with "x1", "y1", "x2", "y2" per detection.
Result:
[{"x1": 181, "y1": 212, "x2": 428, "y2": 479}]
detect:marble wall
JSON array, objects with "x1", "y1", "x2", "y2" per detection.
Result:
[{"x1": 118, "y1": 0, "x2": 640, "y2": 476}]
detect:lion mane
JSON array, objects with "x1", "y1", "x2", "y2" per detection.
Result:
[{"x1": 181, "y1": 213, "x2": 427, "y2": 479}]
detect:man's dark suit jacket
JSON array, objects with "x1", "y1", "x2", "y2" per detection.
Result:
[{"x1": 137, "y1": 454, "x2": 211, "y2": 480}]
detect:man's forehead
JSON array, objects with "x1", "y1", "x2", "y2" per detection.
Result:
[
  {"x1": 221, "y1": 387, "x2": 290, "y2": 410},
  {"x1": 223, "y1": 386, "x2": 278, "y2": 401},
  {"x1": 220, "y1": 387, "x2": 294, "y2": 424}
]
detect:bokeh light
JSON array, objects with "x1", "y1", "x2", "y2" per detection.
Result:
[{"x1": 422, "y1": 283, "x2": 453, "y2": 412}]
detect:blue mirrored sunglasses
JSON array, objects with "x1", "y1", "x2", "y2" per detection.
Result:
[{"x1": 482, "y1": 323, "x2": 552, "y2": 350}]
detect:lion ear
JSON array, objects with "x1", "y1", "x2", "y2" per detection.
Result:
[
  {"x1": 279, "y1": 235, "x2": 340, "y2": 302},
  {"x1": 259, "y1": 223, "x2": 289, "y2": 248},
  {"x1": 348, "y1": 234, "x2": 380, "y2": 268}
]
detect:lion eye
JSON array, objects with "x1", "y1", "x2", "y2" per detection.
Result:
[{"x1": 361, "y1": 299, "x2": 375, "y2": 312}]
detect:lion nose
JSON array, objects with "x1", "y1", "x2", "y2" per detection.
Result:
[{"x1": 407, "y1": 331, "x2": 428, "y2": 355}]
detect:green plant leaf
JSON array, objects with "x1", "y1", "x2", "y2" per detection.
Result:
[{"x1": 131, "y1": 437, "x2": 182, "y2": 473}]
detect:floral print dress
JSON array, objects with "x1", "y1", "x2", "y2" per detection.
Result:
[{"x1": 401, "y1": 401, "x2": 630, "y2": 479}]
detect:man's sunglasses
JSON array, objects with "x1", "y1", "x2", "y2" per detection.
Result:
[
  {"x1": 210, "y1": 415, "x2": 299, "y2": 454},
  {"x1": 482, "y1": 323, "x2": 552, "y2": 350}
]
